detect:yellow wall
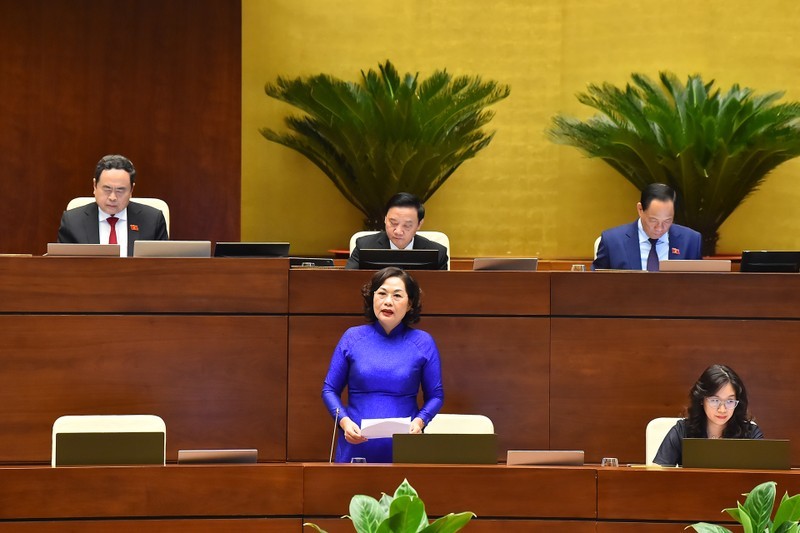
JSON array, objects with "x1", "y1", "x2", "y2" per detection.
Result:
[{"x1": 242, "y1": 0, "x2": 800, "y2": 257}]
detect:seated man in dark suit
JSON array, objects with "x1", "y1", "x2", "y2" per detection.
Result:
[
  {"x1": 345, "y1": 192, "x2": 449, "y2": 270},
  {"x1": 58, "y1": 154, "x2": 169, "y2": 257},
  {"x1": 593, "y1": 183, "x2": 702, "y2": 271}
]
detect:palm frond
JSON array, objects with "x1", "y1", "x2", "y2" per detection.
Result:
[
  {"x1": 548, "y1": 71, "x2": 800, "y2": 254},
  {"x1": 262, "y1": 61, "x2": 510, "y2": 227}
]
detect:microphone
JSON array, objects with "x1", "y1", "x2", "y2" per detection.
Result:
[{"x1": 329, "y1": 407, "x2": 340, "y2": 463}]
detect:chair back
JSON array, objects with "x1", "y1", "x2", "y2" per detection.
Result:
[
  {"x1": 425, "y1": 414, "x2": 494, "y2": 434},
  {"x1": 645, "y1": 416, "x2": 681, "y2": 465},
  {"x1": 593, "y1": 236, "x2": 602, "y2": 260},
  {"x1": 66, "y1": 197, "x2": 170, "y2": 234},
  {"x1": 348, "y1": 230, "x2": 451, "y2": 269},
  {"x1": 52, "y1": 414, "x2": 166, "y2": 467}
]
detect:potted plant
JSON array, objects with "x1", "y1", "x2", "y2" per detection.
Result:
[
  {"x1": 689, "y1": 480, "x2": 800, "y2": 532},
  {"x1": 304, "y1": 478, "x2": 474, "y2": 533},
  {"x1": 261, "y1": 61, "x2": 510, "y2": 229},
  {"x1": 548, "y1": 72, "x2": 800, "y2": 255}
]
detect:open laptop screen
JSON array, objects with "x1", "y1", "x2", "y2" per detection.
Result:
[
  {"x1": 358, "y1": 249, "x2": 439, "y2": 270},
  {"x1": 682, "y1": 438, "x2": 790, "y2": 470}
]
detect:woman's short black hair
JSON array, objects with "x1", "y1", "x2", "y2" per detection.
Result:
[
  {"x1": 361, "y1": 267, "x2": 422, "y2": 325},
  {"x1": 686, "y1": 364, "x2": 754, "y2": 438}
]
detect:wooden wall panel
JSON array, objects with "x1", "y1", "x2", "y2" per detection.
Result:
[
  {"x1": 0, "y1": 315, "x2": 287, "y2": 462},
  {"x1": 287, "y1": 316, "x2": 550, "y2": 461},
  {"x1": 0, "y1": 0, "x2": 241, "y2": 255},
  {"x1": 0, "y1": 465, "x2": 303, "y2": 519},
  {"x1": 289, "y1": 270, "x2": 550, "y2": 316},
  {"x1": 0, "y1": 520, "x2": 300, "y2": 533},
  {"x1": 552, "y1": 271, "x2": 800, "y2": 318},
  {"x1": 551, "y1": 318, "x2": 800, "y2": 464},
  {"x1": 597, "y1": 468, "x2": 800, "y2": 523},
  {"x1": 309, "y1": 519, "x2": 597, "y2": 533},
  {"x1": 0, "y1": 257, "x2": 288, "y2": 314},
  {"x1": 302, "y1": 464, "x2": 596, "y2": 519}
]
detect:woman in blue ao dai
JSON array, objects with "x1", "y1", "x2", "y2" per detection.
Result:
[{"x1": 322, "y1": 267, "x2": 444, "y2": 463}]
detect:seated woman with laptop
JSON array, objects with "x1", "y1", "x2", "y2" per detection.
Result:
[{"x1": 653, "y1": 364, "x2": 763, "y2": 466}]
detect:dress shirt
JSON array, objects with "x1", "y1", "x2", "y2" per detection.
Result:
[
  {"x1": 389, "y1": 237, "x2": 415, "y2": 250},
  {"x1": 99, "y1": 207, "x2": 129, "y2": 257},
  {"x1": 638, "y1": 219, "x2": 669, "y2": 270}
]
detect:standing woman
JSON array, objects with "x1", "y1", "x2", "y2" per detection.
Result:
[
  {"x1": 322, "y1": 267, "x2": 444, "y2": 463},
  {"x1": 653, "y1": 364, "x2": 763, "y2": 466}
]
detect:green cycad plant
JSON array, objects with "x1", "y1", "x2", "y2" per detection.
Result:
[
  {"x1": 303, "y1": 478, "x2": 474, "y2": 533},
  {"x1": 689, "y1": 481, "x2": 800, "y2": 532},
  {"x1": 548, "y1": 72, "x2": 800, "y2": 255},
  {"x1": 261, "y1": 61, "x2": 510, "y2": 229}
]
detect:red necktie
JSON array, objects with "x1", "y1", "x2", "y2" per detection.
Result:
[{"x1": 108, "y1": 216, "x2": 119, "y2": 245}]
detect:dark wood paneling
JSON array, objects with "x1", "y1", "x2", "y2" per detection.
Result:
[
  {"x1": 0, "y1": 257, "x2": 288, "y2": 313},
  {"x1": 550, "y1": 318, "x2": 800, "y2": 464},
  {"x1": 0, "y1": 465, "x2": 302, "y2": 519},
  {"x1": 289, "y1": 270, "x2": 550, "y2": 315},
  {"x1": 0, "y1": 0, "x2": 241, "y2": 255},
  {"x1": 598, "y1": 468, "x2": 800, "y2": 522},
  {"x1": 309, "y1": 518, "x2": 596, "y2": 532},
  {"x1": 287, "y1": 316, "x2": 550, "y2": 461},
  {"x1": 0, "y1": 519, "x2": 300, "y2": 532},
  {"x1": 0, "y1": 316, "x2": 287, "y2": 462},
  {"x1": 302, "y1": 464, "x2": 597, "y2": 519},
  {"x1": 552, "y1": 271, "x2": 800, "y2": 318}
]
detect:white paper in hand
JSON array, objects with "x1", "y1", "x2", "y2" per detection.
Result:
[{"x1": 360, "y1": 417, "x2": 412, "y2": 439}]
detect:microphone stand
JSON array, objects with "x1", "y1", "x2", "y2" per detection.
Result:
[{"x1": 329, "y1": 407, "x2": 340, "y2": 463}]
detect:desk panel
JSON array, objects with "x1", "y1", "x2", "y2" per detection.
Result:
[
  {"x1": 289, "y1": 270, "x2": 550, "y2": 316},
  {"x1": 0, "y1": 257, "x2": 289, "y2": 314},
  {"x1": 302, "y1": 464, "x2": 596, "y2": 519},
  {"x1": 0, "y1": 519, "x2": 300, "y2": 532},
  {"x1": 0, "y1": 316, "x2": 287, "y2": 462},
  {"x1": 598, "y1": 467, "x2": 800, "y2": 523},
  {"x1": 551, "y1": 271, "x2": 800, "y2": 318},
  {"x1": 287, "y1": 316, "x2": 550, "y2": 461},
  {"x1": 308, "y1": 518, "x2": 596, "y2": 532},
  {"x1": 551, "y1": 317, "x2": 800, "y2": 464},
  {"x1": 0, "y1": 464, "x2": 303, "y2": 519}
]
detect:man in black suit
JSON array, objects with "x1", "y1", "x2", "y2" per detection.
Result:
[
  {"x1": 345, "y1": 192, "x2": 449, "y2": 270},
  {"x1": 57, "y1": 154, "x2": 168, "y2": 257}
]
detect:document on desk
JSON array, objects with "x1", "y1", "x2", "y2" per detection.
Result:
[{"x1": 360, "y1": 417, "x2": 411, "y2": 439}]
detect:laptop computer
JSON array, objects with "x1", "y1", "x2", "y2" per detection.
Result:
[
  {"x1": 740, "y1": 250, "x2": 800, "y2": 273},
  {"x1": 54, "y1": 432, "x2": 165, "y2": 466},
  {"x1": 213, "y1": 242, "x2": 290, "y2": 257},
  {"x1": 177, "y1": 448, "x2": 258, "y2": 464},
  {"x1": 473, "y1": 257, "x2": 539, "y2": 271},
  {"x1": 359, "y1": 249, "x2": 440, "y2": 270},
  {"x1": 682, "y1": 438, "x2": 791, "y2": 470},
  {"x1": 506, "y1": 450, "x2": 584, "y2": 466},
  {"x1": 659, "y1": 259, "x2": 731, "y2": 272},
  {"x1": 46, "y1": 243, "x2": 120, "y2": 257},
  {"x1": 133, "y1": 240, "x2": 212, "y2": 258},
  {"x1": 393, "y1": 433, "x2": 496, "y2": 464}
]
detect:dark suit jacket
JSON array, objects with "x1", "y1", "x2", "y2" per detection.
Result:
[
  {"x1": 345, "y1": 232, "x2": 449, "y2": 270},
  {"x1": 592, "y1": 221, "x2": 702, "y2": 270},
  {"x1": 57, "y1": 201, "x2": 169, "y2": 256}
]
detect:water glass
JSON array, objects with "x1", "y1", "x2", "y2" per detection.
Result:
[
  {"x1": 350, "y1": 457, "x2": 367, "y2": 464},
  {"x1": 601, "y1": 457, "x2": 619, "y2": 467}
]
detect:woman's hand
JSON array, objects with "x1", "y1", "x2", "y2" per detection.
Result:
[
  {"x1": 409, "y1": 417, "x2": 425, "y2": 434},
  {"x1": 340, "y1": 417, "x2": 368, "y2": 444}
]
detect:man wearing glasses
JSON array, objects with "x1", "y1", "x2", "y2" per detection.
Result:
[{"x1": 57, "y1": 155, "x2": 168, "y2": 256}]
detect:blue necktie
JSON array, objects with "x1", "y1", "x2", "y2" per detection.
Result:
[{"x1": 647, "y1": 238, "x2": 659, "y2": 271}]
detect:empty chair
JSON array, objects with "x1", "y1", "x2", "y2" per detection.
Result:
[
  {"x1": 645, "y1": 416, "x2": 681, "y2": 465},
  {"x1": 52, "y1": 414, "x2": 166, "y2": 467},
  {"x1": 66, "y1": 197, "x2": 170, "y2": 234},
  {"x1": 424, "y1": 414, "x2": 494, "y2": 434}
]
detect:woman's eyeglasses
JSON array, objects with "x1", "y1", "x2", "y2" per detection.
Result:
[{"x1": 705, "y1": 397, "x2": 739, "y2": 410}]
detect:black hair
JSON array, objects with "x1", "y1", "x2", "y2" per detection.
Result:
[
  {"x1": 94, "y1": 154, "x2": 137, "y2": 186},
  {"x1": 640, "y1": 183, "x2": 676, "y2": 211},
  {"x1": 361, "y1": 267, "x2": 422, "y2": 326},
  {"x1": 685, "y1": 364, "x2": 754, "y2": 438},
  {"x1": 385, "y1": 192, "x2": 425, "y2": 222}
]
